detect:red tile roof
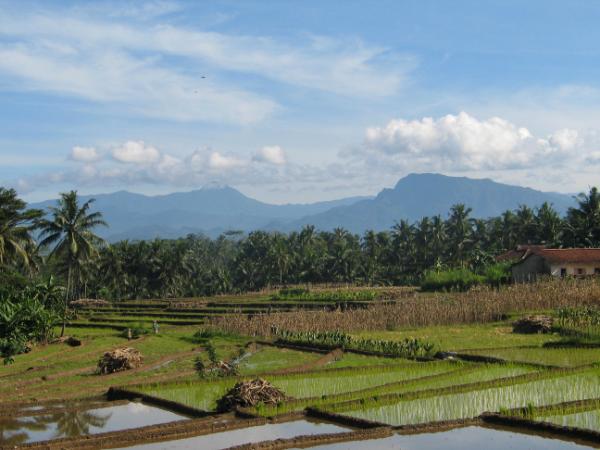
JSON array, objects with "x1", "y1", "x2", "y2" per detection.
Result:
[
  {"x1": 499, "y1": 246, "x2": 600, "y2": 265},
  {"x1": 535, "y1": 248, "x2": 600, "y2": 264},
  {"x1": 496, "y1": 245, "x2": 546, "y2": 262}
]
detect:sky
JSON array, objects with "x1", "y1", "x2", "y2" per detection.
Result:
[{"x1": 2, "y1": 0, "x2": 600, "y2": 203}]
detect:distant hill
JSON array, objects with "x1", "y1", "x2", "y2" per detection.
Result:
[
  {"x1": 278, "y1": 173, "x2": 575, "y2": 233},
  {"x1": 31, "y1": 174, "x2": 575, "y2": 240},
  {"x1": 31, "y1": 186, "x2": 370, "y2": 241}
]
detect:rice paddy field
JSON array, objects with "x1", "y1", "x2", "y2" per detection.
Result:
[
  {"x1": 3, "y1": 283, "x2": 600, "y2": 449},
  {"x1": 462, "y1": 346, "x2": 600, "y2": 367},
  {"x1": 541, "y1": 408, "x2": 600, "y2": 432},
  {"x1": 336, "y1": 368, "x2": 600, "y2": 425}
]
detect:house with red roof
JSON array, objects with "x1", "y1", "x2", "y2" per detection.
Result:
[{"x1": 500, "y1": 246, "x2": 600, "y2": 282}]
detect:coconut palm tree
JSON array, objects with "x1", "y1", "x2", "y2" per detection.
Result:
[
  {"x1": 37, "y1": 191, "x2": 107, "y2": 336},
  {"x1": 0, "y1": 188, "x2": 42, "y2": 268},
  {"x1": 565, "y1": 187, "x2": 600, "y2": 247}
]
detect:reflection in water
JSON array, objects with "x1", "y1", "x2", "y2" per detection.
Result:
[
  {"x1": 0, "y1": 402, "x2": 184, "y2": 445},
  {"x1": 0, "y1": 409, "x2": 111, "y2": 445}
]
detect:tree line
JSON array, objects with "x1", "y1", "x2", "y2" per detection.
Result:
[{"x1": 2, "y1": 186, "x2": 600, "y2": 302}]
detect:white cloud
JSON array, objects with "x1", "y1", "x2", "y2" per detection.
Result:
[
  {"x1": 253, "y1": 146, "x2": 286, "y2": 165},
  {"x1": 112, "y1": 141, "x2": 161, "y2": 164},
  {"x1": 357, "y1": 112, "x2": 598, "y2": 173},
  {"x1": 70, "y1": 146, "x2": 100, "y2": 162},
  {"x1": 208, "y1": 152, "x2": 246, "y2": 170},
  {"x1": 0, "y1": 5, "x2": 412, "y2": 130}
]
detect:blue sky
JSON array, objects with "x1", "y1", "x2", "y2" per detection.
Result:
[{"x1": 2, "y1": 0, "x2": 600, "y2": 203}]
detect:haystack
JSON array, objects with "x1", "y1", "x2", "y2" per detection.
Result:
[
  {"x1": 513, "y1": 315, "x2": 553, "y2": 334},
  {"x1": 216, "y1": 378, "x2": 288, "y2": 412},
  {"x1": 97, "y1": 348, "x2": 143, "y2": 374}
]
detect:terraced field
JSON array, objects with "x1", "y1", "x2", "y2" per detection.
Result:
[{"x1": 3, "y1": 288, "x2": 600, "y2": 449}]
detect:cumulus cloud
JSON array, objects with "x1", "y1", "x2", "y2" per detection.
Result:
[
  {"x1": 5, "y1": 140, "x2": 329, "y2": 194},
  {"x1": 70, "y1": 146, "x2": 100, "y2": 162},
  {"x1": 253, "y1": 146, "x2": 286, "y2": 165},
  {"x1": 112, "y1": 141, "x2": 161, "y2": 164},
  {"x1": 356, "y1": 112, "x2": 595, "y2": 173}
]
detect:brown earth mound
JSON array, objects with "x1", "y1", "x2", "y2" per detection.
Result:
[
  {"x1": 216, "y1": 378, "x2": 288, "y2": 412},
  {"x1": 513, "y1": 315, "x2": 553, "y2": 334},
  {"x1": 97, "y1": 348, "x2": 143, "y2": 374}
]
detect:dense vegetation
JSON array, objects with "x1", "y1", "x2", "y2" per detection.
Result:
[
  {"x1": 1, "y1": 184, "x2": 600, "y2": 361},
  {"x1": 74, "y1": 187, "x2": 600, "y2": 298}
]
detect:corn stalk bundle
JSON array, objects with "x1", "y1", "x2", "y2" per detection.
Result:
[
  {"x1": 216, "y1": 378, "x2": 288, "y2": 412},
  {"x1": 97, "y1": 347, "x2": 143, "y2": 374},
  {"x1": 513, "y1": 315, "x2": 553, "y2": 334}
]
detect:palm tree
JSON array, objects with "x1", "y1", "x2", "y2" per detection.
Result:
[
  {"x1": 446, "y1": 204, "x2": 473, "y2": 267},
  {"x1": 565, "y1": 187, "x2": 600, "y2": 247},
  {"x1": 0, "y1": 188, "x2": 42, "y2": 268},
  {"x1": 37, "y1": 191, "x2": 107, "y2": 336}
]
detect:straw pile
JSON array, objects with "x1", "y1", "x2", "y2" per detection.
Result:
[
  {"x1": 97, "y1": 348, "x2": 143, "y2": 374},
  {"x1": 513, "y1": 315, "x2": 553, "y2": 334},
  {"x1": 216, "y1": 378, "x2": 288, "y2": 412}
]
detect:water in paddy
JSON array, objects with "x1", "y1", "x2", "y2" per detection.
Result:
[
  {"x1": 306, "y1": 426, "x2": 595, "y2": 449},
  {"x1": 0, "y1": 401, "x2": 186, "y2": 445},
  {"x1": 125, "y1": 419, "x2": 350, "y2": 450}
]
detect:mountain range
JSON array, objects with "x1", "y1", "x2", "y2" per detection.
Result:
[{"x1": 31, "y1": 173, "x2": 576, "y2": 241}]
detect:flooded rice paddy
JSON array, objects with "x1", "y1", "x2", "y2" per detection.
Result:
[
  {"x1": 122, "y1": 419, "x2": 351, "y2": 450},
  {"x1": 304, "y1": 426, "x2": 596, "y2": 449},
  {"x1": 0, "y1": 401, "x2": 186, "y2": 445}
]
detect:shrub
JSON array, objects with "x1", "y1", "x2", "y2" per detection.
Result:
[
  {"x1": 420, "y1": 268, "x2": 485, "y2": 292},
  {"x1": 484, "y1": 262, "x2": 512, "y2": 287}
]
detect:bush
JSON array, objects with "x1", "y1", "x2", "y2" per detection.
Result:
[
  {"x1": 420, "y1": 268, "x2": 485, "y2": 292},
  {"x1": 0, "y1": 293, "x2": 60, "y2": 363},
  {"x1": 484, "y1": 262, "x2": 512, "y2": 287}
]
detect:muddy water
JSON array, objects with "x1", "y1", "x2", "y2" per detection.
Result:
[
  {"x1": 0, "y1": 402, "x2": 186, "y2": 445},
  {"x1": 303, "y1": 426, "x2": 595, "y2": 449},
  {"x1": 125, "y1": 419, "x2": 350, "y2": 450}
]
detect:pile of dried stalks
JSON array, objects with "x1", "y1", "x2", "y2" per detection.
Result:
[
  {"x1": 97, "y1": 348, "x2": 143, "y2": 374},
  {"x1": 216, "y1": 378, "x2": 288, "y2": 412},
  {"x1": 70, "y1": 298, "x2": 110, "y2": 308},
  {"x1": 513, "y1": 315, "x2": 554, "y2": 334}
]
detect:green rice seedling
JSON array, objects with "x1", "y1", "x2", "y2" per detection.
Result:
[
  {"x1": 463, "y1": 347, "x2": 600, "y2": 367},
  {"x1": 337, "y1": 367, "x2": 600, "y2": 426},
  {"x1": 540, "y1": 408, "x2": 600, "y2": 432},
  {"x1": 270, "y1": 361, "x2": 455, "y2": 399},
  {"x1": 257, "y1": 363, "x2": 536, "y2": 416}
]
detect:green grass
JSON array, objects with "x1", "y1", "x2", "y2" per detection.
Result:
[
  {"x1": 324, "y1": 353, "x2": 416, "y2": 369},
  {"x1": 140, "y1": 379, "x2": 236, "y2": 411},
  {"x1": 352, "y1": 322, "x2": 561, "y2": 351},
  {"x1": 463, "y1": 347, "x2": 600, "y2": 367},
  {"x1": 338, "y1": 367, "x2": 600, "y2": 426},
  {"x1": 238, "y1": 347, "x2": 321, "y2": 374}
]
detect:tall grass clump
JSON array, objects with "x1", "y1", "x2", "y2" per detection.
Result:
[{"x1": 274, "y1": 330, "x2": 436, "y2": 358}]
